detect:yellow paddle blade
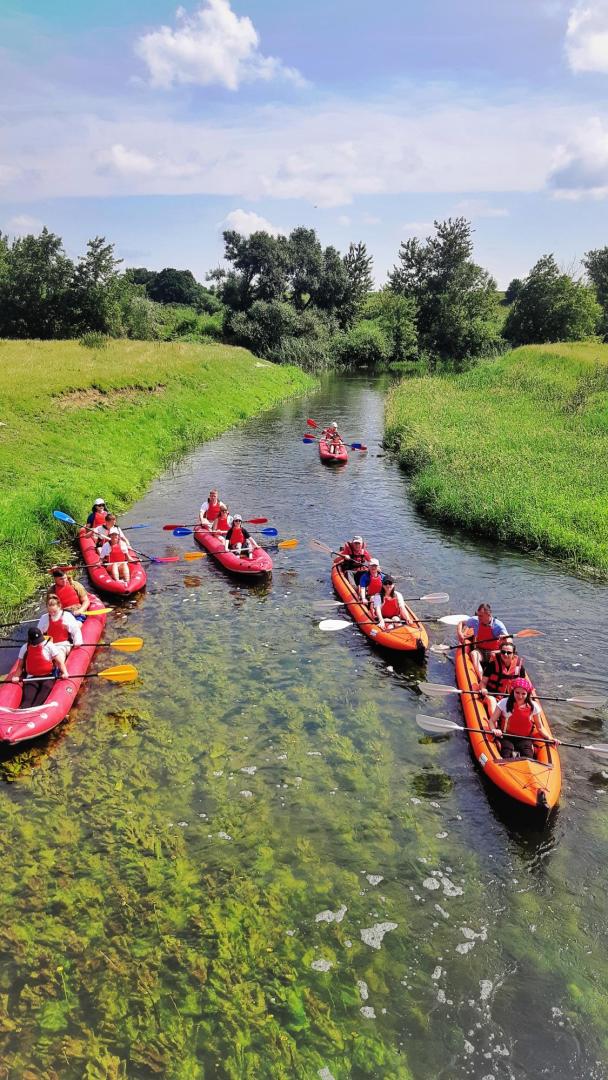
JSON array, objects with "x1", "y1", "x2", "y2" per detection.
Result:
[
  {"x1": 183, "y1": 551, "x2": 207, "y2": 561},
  {"x1": 277, "y1": 538, "x2": 298, "y2": 549},
  {"x1": 514, "y1": 628, "x2": 543, "y2": 638},
  {"x1": 97, "y1": 664, "x2": 138, "y2": 683},
  {"x1": 88, "y1": 608, "x2": 114, "y2": 616},
  {"x1": 109, "y1": 637, "x2": 143, "y2": 653}
]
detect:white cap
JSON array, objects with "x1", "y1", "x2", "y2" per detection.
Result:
[
  {"x1": 233, "y1": 514, "x2": 243, "y2": 521},
  {"x1": 94, "y1": 498, "x2": 105, "y2": 505},
  {"x1": 369, "y1": 558, "x2": 380, "y2": 567},
  {"x1": 109, "y1": 527, "x2": 120, "y2": 535},
  {"x1": 330, "y1": 421, "x2": 338, "y2": 429},
  {"x1": 352, "y1": 536, "x2": 363, "y2": 544}
]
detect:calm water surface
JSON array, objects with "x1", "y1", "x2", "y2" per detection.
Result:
[{"x1": 1, "y1": 375, "x2": 608, "y2": 1079}]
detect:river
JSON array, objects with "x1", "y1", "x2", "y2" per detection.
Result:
[{"x1": 1, "y1": 375, "x2": 607, "y2": 1079}]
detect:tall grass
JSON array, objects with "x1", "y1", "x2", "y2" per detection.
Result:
[
  {"x1": 0, "y1": 339, "x2": 313, "y2": 618},
  {"x1": 385, "y1": 342, "x2": 608, "y2": 574}
]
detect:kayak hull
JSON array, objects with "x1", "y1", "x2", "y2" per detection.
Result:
[
  {"x1": 319, "y1": 439, "x2": 348, "y2": 464},
  {"x1": 0, "y1": 595, "x2": 106, "y2": 744},
  {"x1": 454, "y1": 647, "x2": 561, "y2": 810},
  {"x1": 331, "y1": 564, "x2": 428, "y2": 652},
  {"x1": 78, "y1": 528, "x2": 147, "y2": 595},
  {"x1": 194, "y1": 525, "x2": 273, "y2": 577}
]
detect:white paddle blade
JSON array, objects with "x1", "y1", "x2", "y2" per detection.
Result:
[
  {"x1": 318, "y1": 619, "x2": 351, "y2": 631},
  {"x1": 420, "y1": 592, "x2": 450, "y2": 603},
  {"x1": 588, "y1": 744, "x2": 608, "y2": 758},
  {"x1": 430, "y1": 643, "x2": 452, "y2": 654},
  {"x1": 568, "y1": 695, "x2": 607, "y2": 707},
  {"x1": 418, "y1": 682, "x2": 460, "y2": 696},
  {"x1": 416, "y1": 713, "x2": 461, "y2": 734},
  {"x1": 437, "y1": 614, "x2": 469, "y2": 626}
]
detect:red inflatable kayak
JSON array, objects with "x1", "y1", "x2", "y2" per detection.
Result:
[
  {"x1": 0, "y1": 595, "x2": 106, "y2": 745},
  {"x1": 331, "y1": 563, "x2": 428, "y2": 652},
  {"x1": 194, "y1": 525, "x2": 273, "y2": 577},
  {"x1": 78, "y1": 528, "x2": 147, "y2": 595},
  {"x1": 319, "y1": 438, "x2": 348, "y2": 464}
]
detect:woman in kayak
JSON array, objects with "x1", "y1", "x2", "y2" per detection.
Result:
[
  {"x1": 489, "y1": 678, "x2": 550, "y2": 760},
  {"x1": 100, "y1": 528, "x2": 133, "y2": 584},
  {"x1": 334, "y1": 536, "x2": 372, "y2": 585},
  {"x1": 358, "y1": 558, "x2": 384, "y2": 607},
  {"x1": 38, "y1": 594, "x2": 83, "y2": 656},
  {"x1": 86, "y1": 499, "x2": 109, "y2": 529},
  {"x1": 457, "y1": 603, "x2": 509, "y2": 682},
  {"x1": 211, "y1": 503, "x2": 232, "y2": 535},
  {"x1": 374, "y1": 576, "x2": 412, "y2": 631},
  {"x1": 224, "y1": 514, "x2": 259, "y2": 559},
  {"x1": 480, "y1": 639, "x2": 527, "y2": 711},
  {"x1": 12, "y1": 627, "x2": 70, "y2": 705},
  {"x1": 48, "y1": 568, "x2": 90, "y2": 620},
  {"x1": 199, "y1": 489, "x2": 222, "y2": 527}
]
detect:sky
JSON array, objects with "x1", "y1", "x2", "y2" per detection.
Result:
[{"x1": 2, "y1": 0, "x2": 608, "y2": 287}]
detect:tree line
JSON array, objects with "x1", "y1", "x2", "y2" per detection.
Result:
[{"x1": 2, "y1": 221, "x2": 608, "y2": 370}]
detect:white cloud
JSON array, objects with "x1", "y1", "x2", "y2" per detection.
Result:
[
  {"x1": 4, "y1": 214, "x2": 43, "y2": 234},
  {"x1": 454, "y1": 199, "x2": 509, "y2": 218},
  {"x1": 549, "y1": 115, "x2": 608, "y2": 196},
  {"x1": 566, "y1": 2, "x2": 608, "y2": 73},
  {"x1": 220, "y1": 208, "x2": 280, "y2": 236},
  {"x1": 135, "y1": 0, "x2": 305, "y2": 90},
  {"x1": 102, "y1": 143, "x2": 201, "y2": 179}
]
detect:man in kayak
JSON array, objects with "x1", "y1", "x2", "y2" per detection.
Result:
[
  {"x1": 358, "y1": 558, "x2": 384, "y2": 608},
  {"x1": 94, "y1": 512, "x2": 128, "y2": 550},
  {"x1": 480, "y1": 638, "x2": 527, "y2": 712},
  {"x1": 224, "y1": 514, "x2": 259, "y2": 559},
  {"x1": 100, "y1": 528, "x2": 133, "y2": 584},
  {"x1": 334, "y1": 536, "x2": 372, "y2": 585},
  {"x1": 374, "y1": 576, "x2": 413, "y2": 631},
  {"x1": 457, "y1": 603, "x2": 509, "y2": 681},
  {"x1": 12, "y1": 627, "x2": 70, "y2": 705},
  {"x1": 199, "y1": 489, "x2": 222, "y2": 527},
  {"x1": 86, "y1": 499, "x2": 108, "y2": 529},
  {"x1": 322, "y1": 422, "x2": 344, "y2": 455},
  {"x1": 38, "y1": 594, "x2": 83, "y2": 657},
  {"x1": 48, "y1": 568, "x2": 90, "y2": 620},
  {"x1": 489, "y1": 678, "x2": 551, "y2": 760}
]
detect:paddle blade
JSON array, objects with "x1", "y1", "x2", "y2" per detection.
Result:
[
  {"x1": 163, "y1": 524, "x2": 187, "y2": 531},
  {"x1": 588, "y1": 745, "x2": 608, "y2": 758},
  {"x1": 416, "y1": 713, "x2": 461, "y2": 734},
  {"x1": 302, "y1": 438, "x2": 315, "y2": 444},
  {"x1": 566, "y1": 695, "x2": 607, "y2": 707},
  {"x1": 307, "y1": 418, "x2": 318, "y2": 428},
  {"x1": 109, "y1": 637, "x2": 143, "y2": 653},
  {"x1": 183, "y1": 551, "x2": 206, "y2": 561},
  {"x1": 319, "y1": 619, "x2": 351, "y2": 631},
  {"x1": 277, "y1": 538, "x2": 298, "y2": 549},
  {"x1": 53, "y1": 510, "x2": 77, "y2": 525},
  {"x1": 97, "y1": 664, "x2": 138, "y2": 683},
  {"x1": 514, "y1": 628, "x2": 543, "y2": 639},
  {"x1": 309, "y1": 538, "x2": 333, "y2": 555},
  {"x1": 418, "y1": 682, "x2": 460, "y2": 696},
  {"x1": 149, "y1": 555, "x2": 180, "y2": 564},
  {"x1": 87, "y1": 608, "x2": 114, "y2": 617},
  {"x1": 247, "y1": 518, "x2": 268, "y2": 525},
  {"x1": 419, "y1": 592, "x2": 450, "y2": 604},
  {"x1": 438, "y1": 614, "x2": 469, "y2": 625},
  {"x1": 173, "y1": 528, "x2": 193, "y2": 537},
  {"x1": 429, "y1": 643, "x2": 452, "y2": 654},
  {"x1": 261, "y1": 527, "x2": 278, "y2": 537},
  {"x1": 123, "y1": 524, "x2": 149, "y2": 531}
]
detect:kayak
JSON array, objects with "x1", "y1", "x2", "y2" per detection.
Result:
[
  {"x1": 0, "y1": 595, "x2": 107, "y2": 745},
  {"x1": 78, "y1": 528, "x2": 147, "y2": 595},
  {"x1": 454, "y1": 646, "x2": 561, "y2": 810},
  {"x1": 331, "y1": 563, "x2": 428, "y2": 652},
  {"x1": 319, "y1": 438, "x2": 348, "y2": 464},
  {"x1": 194, "y1": 525, "x2": 273, "y2": 577}
]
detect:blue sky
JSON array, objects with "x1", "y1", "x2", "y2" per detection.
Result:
[{"x1": 2, "y1": 0, "x2": 608, "y2": 286}]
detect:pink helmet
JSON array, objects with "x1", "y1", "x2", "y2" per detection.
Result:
[{"x1": 512, "y1": 677, "x2": 532, "y2": 692}]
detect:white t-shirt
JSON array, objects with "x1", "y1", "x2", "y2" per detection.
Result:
[
  {"x1": 37, "y1": 611, "x2": 83, "y2": 647},
  {"x1": 18, "y1": 641, "x2": 64, "y2": 663},
  {"x1": 100, "y1": 539, "x2": 129, "y2": 561},
  {"x1": 496, "y1": 698, "x2": 541, "y2": 719},
  {"x1": 95, "y1": 524, "x2": 127, "y2": 543}
]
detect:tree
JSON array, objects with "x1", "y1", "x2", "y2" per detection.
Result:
[
  {"x1": 505, "y1": 278, "x2": 523, "y2": 304},
  {"x1": 71, "y1": 237, "x2": 123, "y2": 334},
  {"x1": 504, "y1": 255, "x2": 601, "y2": 345},
  {"x1": 147, "y1": 268, "x2": 201, "y2": 307},
  {"x1": 583, "y1": 247, "x2": 608, "y2": 337},
  {"x1": 0, "y1": 227, "x2": 75, "y2": 338},
  {"x1": 361, "y1": 291, "x2": 418, "y2": 362},
  {"x1": 388, "y1": 218, "x2": 500, "y2": 364}
]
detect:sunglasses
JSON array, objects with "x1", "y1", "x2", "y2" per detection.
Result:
[{"x1": 501, "y1": 650, "x2": 514, "y2": 655}]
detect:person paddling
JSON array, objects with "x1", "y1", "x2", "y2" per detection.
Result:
[
  {"x1": 334, "y1": 535, "x2": 372, "y2": 586},
  {"x1": 490, "y1": 678, "x2": 551, "y2": 760},
  {"x1": 86, "y1": 499, "x2": 108, "y2": 529},
  {"x1": 48, "y1": 568, "x2": 90, "y2": 620},
  {"x1": 12, "y1": 627, "x2": 70, "y2": 705},
  {"x1": 322, "y1": 422, "x2": 344, "y2": 456},
  {"x1": 358, "y1": 558, "x2": 384, "y2": 608},
  {"x1": 224, "y1": 514, "x2": 259, "y2": 559},
  {"x1": 199, "y1": 489, "x2": 222, "y2": 527},
  {"x1": 374, "y1": 576, "x2": 412, "y2": 631},
  {"x1": 480, "y1": 638, "x2": 527, "y2": 712},
  {"x1": 38, "y1": 594, "x2": 83, "y2": 656},
  {"x1": 211, "y1": 503, "x2": 232, "y2": 534},
  {"x1": 457, "y1": 603, "x2": 508, "y2": 682},
  {"x1": 100, "y1": 528, "x2": 133, "y2": 584},
  {"x1": 94, "y1": 512, "x2": 127, "y2": 550}
]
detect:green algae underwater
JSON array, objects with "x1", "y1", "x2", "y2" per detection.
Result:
[{"x1": 2, "y1": 376, "x2": 608, "y2": 1078}]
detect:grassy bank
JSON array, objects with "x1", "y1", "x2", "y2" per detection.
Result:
[
  {"x1": 0, "y1": 340, "x2": 313, "y2": 618},
  {"x1": 385, "y1": 342, "x2": 608, "y2": 574}
]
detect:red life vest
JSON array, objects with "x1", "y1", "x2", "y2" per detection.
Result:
[
  {"x1": 46, "y1": 616, "x2": 70, "y2": 644},
  {"x1": 229, "y1": 526, "x2": 245, "y2": 547},
  {"x1": 215, "y1": 513, "x2": 229, "y2": 532},
  {"x1": 475, "y1": 621, "x2": 503, "y2": 653},
  {"x1": 92, "y1": 511, "x2": 106, "y2": 528},
  {"x1": 486, "y1": 657, "x2": 523, "y2": 694},
  {"x1": 342, "y1": 543, "x2": 370, "y2": 566},
  {"x1": 54, "y1": 581, "x2": 81, "y2": 608},
  {"x1": 502, "y1": 701, "x2": 536, "y2": 738},
  {"x1": 381, "y1": 596, "x2": 400, "y2": 618},
  {"x1": 205, "y1": 502, "x2": 221, "y2": 522},
  {"x1": 366, "y1": 573, "x2": 382, "y2": 597},
  {"x1": 25, "y1": 643, "x2": 54, "y2": 677},
  {"x1": 107, "y1": 541, "x2": 126, "y2": 564}
]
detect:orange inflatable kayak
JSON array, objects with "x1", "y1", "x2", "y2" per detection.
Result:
[
  {"x1": 454, "y1": 647, "x2": 561, "y2": 810},
  {"x1": 331, "y1": 563, "x2": 428, "y2": 652}
]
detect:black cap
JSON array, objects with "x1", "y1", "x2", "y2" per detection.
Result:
[
  {"x1": 51, "y1": 568, "x2": 66, "y2": 578},
  {"x1": 28, "y1": 628, "x2": 44, "y2": 644},
  {"x1": 383, "y1": 576, "x2": 394, "y2": 586}
]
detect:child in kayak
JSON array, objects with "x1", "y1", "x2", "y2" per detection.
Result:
[
  {"x1": 322, "y1": 422, "x2": 344, "y2": 455},
  {"x1": 200, "y1": 489, "x2": 222, "y2": 527},
  {"x1": 48, "y1": 569, "x2": 90, "y2": 620},
  {"x1": 211, "y1": 503, "x2": 232, "y2": 534},
  {"x1": 334, "y1": 536, "x2": 372, "y2": 585},
  {"x1": 490, "y1": 678, "x2": 550, "y2": 760},
  {"x1": 94, "y1": 512, "x2": 127, "y2": 550},
  {"x1": 358, "y1": 558, "x2": 384, "y2": 607},
  {"x1": 12, "y1": 627, "x2": 70, "y2": 705},
  {"x1": 374, "y1": 576, "x2": 412, "y2": 631},
  {"x1": 224, "y1": 514, "x2": 259, "y2": 559},
  {"x1": 480, "y1": 639, "x2": 527, "y2": 712},
  {"x1": 38, "y1": 594, "x2": 83, "y2": 656},
  {"x1": 100, "y1": 528, "x2": 133, "y2": 584}
]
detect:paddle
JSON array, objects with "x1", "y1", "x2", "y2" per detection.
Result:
[
  {"x1": 302, "y1": 432, "x2": 368, "y2": 452},
  {"x1": 418, "y1": 682, "x2": 606, "y2": 707},
  {"x1": 430, "y1": 628, "x2": 543, "y2": 653},
  {"x1": 415, "y1": 712, "x2": 608, "y2": 757},
  {"x1": 5, "y1": 664, "x2": 138, "y2": 685},
  {"x1": 0, "y1": 635, "x2": 143, "y2": 653},
  {"x1": 53, "y1": 511, "x2": 176, "y2": 565},
  {"x1": 267, "y1": 538, "x2": 299, "y2": 549},
  {"x1": 163, "y1": 518, "x2": 268, "y2": 531},
  {"x1": 173, "y1": 526, "x2": 278, "y2": 538},
  {"x1": 315, "y1": 592, "x2": 450, "y2": 610},
  {"x1": 0, "y1": 608, "x2": 113, "y2": 630}
]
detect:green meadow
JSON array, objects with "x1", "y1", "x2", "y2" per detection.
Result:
[
  {"x1": 0, "y1": 340, "x2": 313, "y2": 619},
  {"x1": 385, "y1": 342, "x2": 608, "y2": 574}
]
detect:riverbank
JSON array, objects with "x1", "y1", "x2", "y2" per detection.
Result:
[
  {"x1": 0, "y1": 339, "x2": 313, "y2": 618},
  {"x1": 385, "y1": 342, "x2": 608, "y2": 575}
]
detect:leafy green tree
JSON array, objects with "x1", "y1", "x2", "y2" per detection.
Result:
[
  {"x1": 388, "y1": 218, "x2": 500, "y2": 364},
  {"x1": 71, "y1": 236, "x2": 123, "y2": 334},
  {"x1": 505, "y1": 278, "x2": 523, "y2": 304},
  {"x1": 361, "y1": 291, "x2": 418, "y2": 362},
  {"x1": 342, "y1": 241, "x2": 374, "y2": 321},
  {"x1": 146, "y1": 268, "x2": 200, "y2": 307},
  {"x1": 331, "y1": 321, "x2": 390, "y2": 368},
  {"x1": 0, "y1": 228, "x2": 75, "y2": 338},
  {"x1": 504, "y1": 255, "x2": 601, "y2": 345},
  {"x1": 583, "y1": 247, "x2": 608, "y2": 337}
]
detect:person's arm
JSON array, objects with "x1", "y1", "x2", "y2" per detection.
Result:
[
  {"x1": 65, "y1": 612, "x2": 83, "y2": 646},
  {"x1": 457, "y1": 617, "x2": 475, "y2": 644},
  {"x1": 489, "y1": 701, "x2": 504, "y2": 735},
  {"x1": 37, "y1": 615, "x2": 49, "y2": 634},
  {"x1": 100, "y1": 542, "x2": 110, "y2": 561},
  {"x1": 199, "y1": 503, "x2": 209, "y2": 525},
  {"x1": 395, "y1": 591, "x2": 410, "y2": 623},
  {"x1": 358, "y1": 573, "x2": 368, "y2": 599},
  {"x1": 75, "y1": 581, "x2": 90, "y2": 614},
  {"x1": 12, "y1": 647, "x2": 27, "y2": 681},
  {"x1": 243, "y1": 528, "x2": 257, "y2": 549}
]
